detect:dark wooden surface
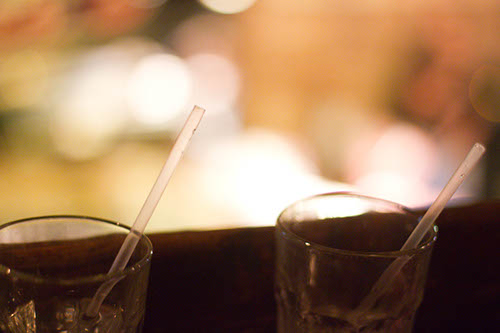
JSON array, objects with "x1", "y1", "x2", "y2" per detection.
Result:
[{"x1": 143, "y1": 201, "x2": 500, "y2": 332}]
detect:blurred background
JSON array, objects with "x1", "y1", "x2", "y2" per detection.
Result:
[{"x1": 0, "y1": 0, "x2": 498, "y2": 232}]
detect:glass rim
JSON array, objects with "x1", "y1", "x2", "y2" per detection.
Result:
[
  {"x1": 277, "y1": 191, "x2": 438, "y2": 258},
  {"x1": 0, "y1": 215, "x2": 153, "y2": 285}
]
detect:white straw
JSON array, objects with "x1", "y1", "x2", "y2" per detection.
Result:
[
  {"x1": 401, "y1": 143, "x2": 486, "y2": 250},
  {"x1": 85, "y1": 105, "x2": 205, "y2": 317},
  {"x1": 351, "y1": 143, "x2": 486, "y2": 321}
]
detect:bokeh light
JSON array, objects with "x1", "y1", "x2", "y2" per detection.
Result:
[
  {"x1": 352, "y1": 123, "x2": 439, "y2": 207},
  {"x1": 186, "y1": 52, "x2": 240, "y2": 115},
  {"x1": 127, "y1": 53, "x2": 193, "y2": 129},
  {"x1": 49, "y1": 53, "x2": 130, "y2": 160},
  {"x1": 194, "y1": 129, "x2": 350, "y2": 226},
  {"x1": 198, "y1": 0, "x2": 257, "y2": 14}
]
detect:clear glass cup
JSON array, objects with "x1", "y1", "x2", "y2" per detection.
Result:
[
  {"x1": 0, "y1": 216, "x2": 153, "y2": 333},
  {"x1": 275, "y1": 192, "x2": 438, "y2": 333}
]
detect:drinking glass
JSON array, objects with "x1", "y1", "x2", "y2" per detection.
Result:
[
  {"x1": 275, "y1": 192, "x2": 437, "y2": 332},
  {"x1": 0, "y1": 216, "x2": 152, "y2": 333}
]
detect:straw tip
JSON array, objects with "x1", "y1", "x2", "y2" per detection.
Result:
[
  {"x1": 193, "y1": 105, "x2": 206, "y2": 114},
  {"x1": 473, "y1": 142, "x2": 486, "y2": 154}
]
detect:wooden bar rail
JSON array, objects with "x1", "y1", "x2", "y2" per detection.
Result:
[{"x1": 143, "y1": 200, "x2": 499, "y2": 332}]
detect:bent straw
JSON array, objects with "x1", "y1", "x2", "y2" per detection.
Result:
[
  {"x1": 85, "y1": 106, "x2": 205, "y2": 318},
  {"x1": 351, "y1": 143, "x2": 486, "y2": 320}
]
